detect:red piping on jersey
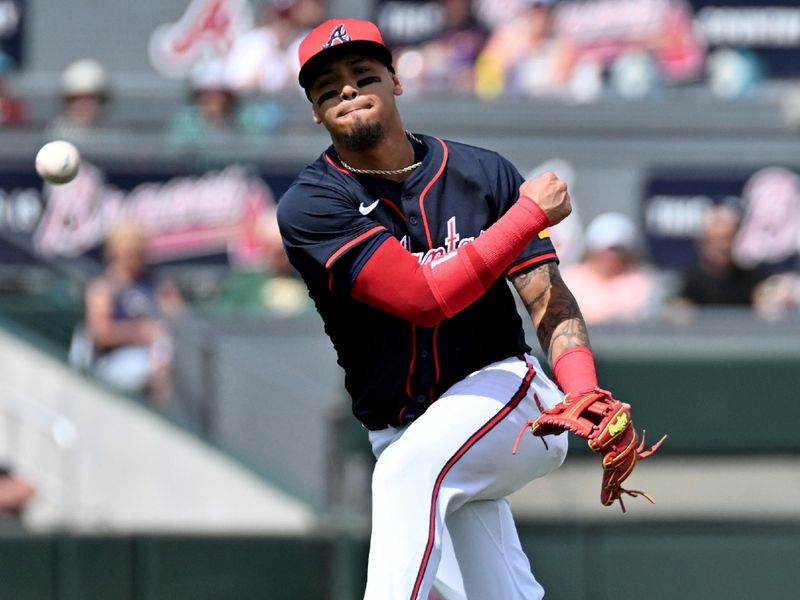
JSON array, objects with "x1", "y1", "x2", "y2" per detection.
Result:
[
  {"x1": 380, "y1": 196, "x2": 407, "y2": 222},
  {"x1": 417, "y1": 138, "x2": 449, "y2": 249},
  {"x1": 325, "y1": 225, "x2": 385, "y2": 269},
  {"x1": 412, "y1": 137, "x2": 447, "y2": 402},
  {"x1": 410, "y1": 357, "x2": 536, "y2": 600},
  {"x1": 420, "y1": 138, "x2": 447, "y2": 401},
  {"x1": 405, "y1": 323, "x2": 417, "y2": 400},
  {"x1": 506, "y1": 251, "x2": 558, "y2": 278},
  {"x1": 325, "y1": 152, "x2": 357, "y2": 179},
  {"x1": 430, "y1": 323, "x2": 441, "y2": 403}
]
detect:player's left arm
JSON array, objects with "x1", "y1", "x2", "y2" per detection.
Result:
[
  {"x1": 512, "y1": 262, "x2": 599, "y2": 394},
  {"x1": 514, "y1": 261, "x2": 667, "y2": 512}
]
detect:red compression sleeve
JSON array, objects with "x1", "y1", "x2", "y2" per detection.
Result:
[
  {"x1": 351, "y1": 197, "x2": 549, "y2": 326},
  {"x1": 552, "y1": 346, "x2": 599, "y2": 395}
]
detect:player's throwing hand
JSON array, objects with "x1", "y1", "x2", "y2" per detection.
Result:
[{"x1": 520, "y1": 171, "x2": 572, "y2": 226}]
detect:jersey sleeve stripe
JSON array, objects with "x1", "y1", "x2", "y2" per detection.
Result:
[
  {"x1": 324, "y1": 225, "x2": 386, "y2": 270},
  {"x1": 506, "y1": 251, "x2": 558, "y2": 278},
  {"x1": 418, "y1": 137, "x2": 449, "y2": 249}
]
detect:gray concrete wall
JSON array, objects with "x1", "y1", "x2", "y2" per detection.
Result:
[{"x1": 0, "y1": 325, "x2": 315, "y2": 533}]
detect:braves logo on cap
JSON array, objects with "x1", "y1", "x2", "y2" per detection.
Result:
[{"x1": 323, "y1": 24, "x2": 351, "y2": 49}]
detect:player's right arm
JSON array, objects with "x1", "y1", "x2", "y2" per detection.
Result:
[{"x1": 350, "y1": 173, "x2": 571, "y2": 326}]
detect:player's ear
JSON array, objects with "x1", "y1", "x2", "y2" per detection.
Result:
[
  {"x1": 392, "y1": 73, "x2": 403, "y2": 97},
  {"x1": 311, "y1": 105, "x2": 322, "y2": 124}
]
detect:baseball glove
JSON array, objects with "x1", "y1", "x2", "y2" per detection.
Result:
[{"x1": 516, "y1": 388, "x2": 666, "y2": 512}]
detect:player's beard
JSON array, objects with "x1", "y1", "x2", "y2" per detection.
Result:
[{"x1": 337, "y1": 119, "x2": 385, "y2": 153}]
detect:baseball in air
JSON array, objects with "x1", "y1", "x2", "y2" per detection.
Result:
[{"x1": 35, "y1": 140, "x2": 80, "y2": 184}]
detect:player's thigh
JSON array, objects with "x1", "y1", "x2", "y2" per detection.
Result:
[
  {"x1": 372, "y1": 357, "x2": 566, "y2": 507},
  {"x1": 446, "y1": 499, "x2": 544, "y2": 600}
]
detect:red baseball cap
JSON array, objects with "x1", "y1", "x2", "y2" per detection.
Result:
[{"x1": 298, "y1": 18, "x2": 394, "y2": 91}]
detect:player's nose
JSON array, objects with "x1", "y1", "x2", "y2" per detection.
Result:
[{"x1": 340, "y1": 83, "x2": 358, "y2": 100}]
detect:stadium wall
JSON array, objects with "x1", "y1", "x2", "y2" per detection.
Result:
[{"x1": 0, "y1": 523, "x2": 797, "y2": 600}]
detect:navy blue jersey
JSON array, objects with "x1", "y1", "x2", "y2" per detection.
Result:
[{"x1": 278, "y1": 134, "x2": 557, "y2": 429}]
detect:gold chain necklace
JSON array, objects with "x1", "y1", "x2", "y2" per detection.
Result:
[{"x1": 338, "y1": 131, "x2": 424, "y2": 176}]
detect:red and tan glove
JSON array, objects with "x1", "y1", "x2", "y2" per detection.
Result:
[{"x1": 521, "y1": 388, "x2": 666, "y2": 511}]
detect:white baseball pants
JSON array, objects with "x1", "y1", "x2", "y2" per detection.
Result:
[{"x1": 364, "y1": 354, "x2": 568, "y2": 600}]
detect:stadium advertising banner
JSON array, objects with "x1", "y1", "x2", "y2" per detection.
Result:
[
  {"x1": 643, "y1": 166, "x2": 800, "y2": 271},
  {"x1": 0, "y1": 163, "x2": 296, "y2": 269},
  {"x1": 690, "y1": 0, "x2": 800, "y2": 77},
  {"x1": 373, "y1": 0, "x2": 447, "y2": 46}
]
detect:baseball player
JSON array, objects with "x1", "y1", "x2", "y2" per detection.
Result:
[{"x1": 278, "y1": 18, "x2": 654, "y2": 600}]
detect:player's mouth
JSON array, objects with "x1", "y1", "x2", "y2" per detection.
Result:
[{"x1": 338, "y1": 102, "x2": 372, "y2": 118}]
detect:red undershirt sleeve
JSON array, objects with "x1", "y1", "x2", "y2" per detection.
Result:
[
  {"x1": 352, "y1": 196, "x2": 550, "y2": 326},
  {"x1": 552, "y1": 346, "x2": 599, "y2": 395}
]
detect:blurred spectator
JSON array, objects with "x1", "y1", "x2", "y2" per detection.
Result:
[
  {"x1": 224, "y1": 0, "x2": 324, "y2": 96},
  {"x1": 166, "y1": 59, "x2": 284, "y2": 144},
  {"x1": 754, "y1": 272, "x2": 800, "y2": 321},
  {"x1": 0, "y1": 52, "x2": 25, "y2": 126},
  {"x1": 0, "y1": 465, "x2": 35, "y2": 527},
  {"x1": 208, "y1": 209, "x2": 310, "y2": 316},
  {"x1": 394, "y1": 0, "x2": 489, "y2": 95},
  {"x1": 556, "y1": 0, "x2": 705, "y2": 98},
  {"x1": 46, "y1": 58, "x2": 111, "y2": 145},
  {"x1": 706, "y1": 47, "x2": 762, "y2": 101},
  {"x1": 474, "y1": 0, "x2": 587, "y2": 101},
  {"x1": 476, "y1": 0, "x2": 705, "y2": 101},
  {"x1": 673, "y1": 204, "x2": 767, "y2": 308},
  {"x1": 83, "y1": 223, "x2": 185, "y2": 405},
  {"x1": 561, "y1": 212, "x2": 663, "y2": 323},
  {"x1": 474, "y1": 0, "x2": 531, "y2": 29},
  {"x1": 733, "y1": 167, "x2": 800, "y2": 274}
]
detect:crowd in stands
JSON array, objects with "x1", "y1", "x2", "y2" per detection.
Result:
[
  {"x1": 553, "y1": 202, "x2": 800, "y2": 326},
  {"x1": 0, "y1": 0, "x2": 770, "y2": 136},
  {"x1": 391, "y1": 0, "x2": 706, "y2": 101}
]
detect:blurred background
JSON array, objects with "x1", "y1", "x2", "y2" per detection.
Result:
[{"x1": 0, "y1": 0, "x2": 798, "y2": 598}]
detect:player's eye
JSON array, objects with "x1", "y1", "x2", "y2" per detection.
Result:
[{"x1": 357, "y1": 75, "x2": 381, "y2": 88}]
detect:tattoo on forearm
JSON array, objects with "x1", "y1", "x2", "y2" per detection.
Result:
[
  {"x1": 513, "y1": 263, "x2": 590, "y2": 364},
  {"x1": 513, "y1": 269, "x2": 550, "y2": 312},
  {"x1": 540, "y1": 313, "x2": 590, "y2": 364}
]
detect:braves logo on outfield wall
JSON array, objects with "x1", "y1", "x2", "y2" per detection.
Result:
[
  {"x1": 148, "y1": 0, "x2": 253, "y2": 77},
  {"x1": 29, "y1": 164, "x2": 275, "y2": 268}
]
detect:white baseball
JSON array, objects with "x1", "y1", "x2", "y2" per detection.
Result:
[{"x1": 35, "y1": 140, "x2": 81, "y2": 184}]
